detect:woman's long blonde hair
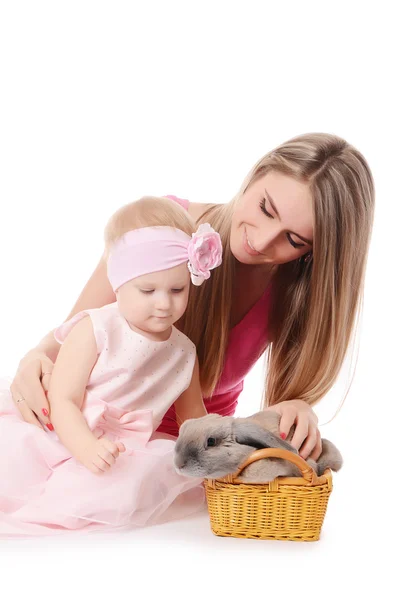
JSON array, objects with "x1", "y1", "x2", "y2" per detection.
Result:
[{"x1": 181, "y1": 133, "x2": 375, "y2": 407}]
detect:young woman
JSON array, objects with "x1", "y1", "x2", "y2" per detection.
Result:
[{"x1": 9, "y1": 133, "x2": 375, "y2": 462}]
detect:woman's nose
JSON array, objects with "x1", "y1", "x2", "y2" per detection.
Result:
[{"x1": 255, "y1": 226, "x2": 280, "y2": 253}]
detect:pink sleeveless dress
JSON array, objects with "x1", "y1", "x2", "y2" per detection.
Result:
[
  {"x1": 158, "y1": 195, "x2": 271, "y2": 437},
  {"x1": 0, "y1": 304, "x2": 205, "y2": 537}
]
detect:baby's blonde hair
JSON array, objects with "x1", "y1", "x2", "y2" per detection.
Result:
[{"x1": 104, "y1": 196, "x2": 196, "y2": 258}]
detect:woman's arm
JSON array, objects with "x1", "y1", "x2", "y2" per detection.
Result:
[
  {"x1": 173, "y1": 356, "x2": 207, "y2": 427},
  {"x1": 48, "y1": 316, "x2": 124, "y2": 473},
  {"x1": 10, "y1": 254, "x2": 116, "y2": 426},
  {"x1": 39, "y1": 255, "x2": 116, "y2": 360},
  {"x1": 63, "y1": 253, "x2": 116, "y2": 321}
]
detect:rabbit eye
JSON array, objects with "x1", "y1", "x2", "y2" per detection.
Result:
[{"x1": 206, "y1": 437, "x2": 216, "y2": 448}]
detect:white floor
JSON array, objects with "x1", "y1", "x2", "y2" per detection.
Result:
[
  {"x1": 1, "y1": 490, "x2": 391, "y2": 600},
  {"x1": 1, "y1": 361, "x2": 393, "y2": 600}
]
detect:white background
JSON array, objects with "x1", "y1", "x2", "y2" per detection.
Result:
[{"x1": 0, "y1": 1, "x2": 395, "y2": 598}]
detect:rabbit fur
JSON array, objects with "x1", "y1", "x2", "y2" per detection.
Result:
[{"x1": 174, "y1": 410, "x2": 343, "y2": 483}]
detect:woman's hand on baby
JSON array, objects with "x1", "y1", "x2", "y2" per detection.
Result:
[
  {"x1": 270, "y1": 399, "x2": 322, "y2": 461},
  {"x1": 10, "y1": 350, "x2": 53, "y2": 430},
  {"x1": 81, "y1": 437, "x2": 126, "y2": 474}
]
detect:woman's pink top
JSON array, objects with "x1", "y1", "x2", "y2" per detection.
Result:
[{"x1": 156, "y1": 195, "x2": 271, "y2": 437}]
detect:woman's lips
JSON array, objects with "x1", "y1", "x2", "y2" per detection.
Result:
[{"x1": 243, "y1": 228, "x2": 261, "y2": 256}]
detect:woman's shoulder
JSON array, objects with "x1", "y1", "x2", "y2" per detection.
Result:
[
  {"x1": 187, "y1": 202, "x2": 212, "y2": 222},
  {"x1": 165, "y1": 194, "x2": 212, "y2": 223}
]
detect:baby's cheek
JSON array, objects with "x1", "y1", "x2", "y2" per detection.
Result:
[{"x1": 176, "y1": 294, "x2": 189, "y2": 315}]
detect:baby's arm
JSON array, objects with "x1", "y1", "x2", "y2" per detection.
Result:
[
  {"x1": 48, "y1": 316, "x2": 124, "y2": 473},
  {"x1": 174, "y1": 356, "x2": 207, "y2": 427}
]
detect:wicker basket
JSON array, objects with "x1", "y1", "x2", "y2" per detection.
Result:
[{"x1": 204, "y1": 447, "x2": 333, "y2": 542}]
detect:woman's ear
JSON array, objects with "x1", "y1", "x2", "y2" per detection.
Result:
[{"x1": 232, "y1": 421, "x2": 298, "y2": 453}]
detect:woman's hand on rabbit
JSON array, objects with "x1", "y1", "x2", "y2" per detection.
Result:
[
  {"x1": 10, "y1": 350, "x2": 53, "y2": 430},
  {"x1": 80, "y1": 437, "x2": 126, "y2": 474},
  {"x1": 269, "y1": 400, "x2": 322, "y2": 461}
]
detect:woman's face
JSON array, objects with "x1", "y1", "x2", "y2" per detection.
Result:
[{"x1": 230, "y1": 171, "x2": 314, "y2": 266}]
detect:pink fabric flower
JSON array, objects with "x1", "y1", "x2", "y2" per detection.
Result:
[{"x1": 187, "y1": 223, "x2": 223, "y2": 286}]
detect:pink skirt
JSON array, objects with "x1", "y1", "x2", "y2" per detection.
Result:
[{"x1": 0, "y1": 382, "x2": 205, "y2": 538}]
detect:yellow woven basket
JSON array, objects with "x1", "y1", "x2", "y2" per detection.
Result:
[{"x1": 204, "y1": 447, "x2": 333, "y2": 542}]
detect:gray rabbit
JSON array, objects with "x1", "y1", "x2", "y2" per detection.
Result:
[{"x1": 174, "y1": 410, "x2": 343, "y2": 483}]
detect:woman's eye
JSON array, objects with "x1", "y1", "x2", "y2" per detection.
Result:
[
  {"x1": 286, "y1": 233, "x2": 305, "y2": 249},
  {"x1": 260, "y1": 198, "x2": 274, "y2": 219},
  {"x1": 260, "y1": 198, "x2": 306, "y2": 250},
  {"x1": 140, "y1": 290, "x2": 154, "y2": 294},
  {"x1": 206, "y1": 437, "x2": 217, "y2": 448}
]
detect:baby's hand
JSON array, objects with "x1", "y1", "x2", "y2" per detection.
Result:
[{"x1": 80, "y1": 437, "x2": 126, "y2": 474}]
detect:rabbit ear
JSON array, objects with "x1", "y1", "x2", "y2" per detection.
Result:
[{"x1": 233, "y1": 422, "x2": 298, "y2": 453}]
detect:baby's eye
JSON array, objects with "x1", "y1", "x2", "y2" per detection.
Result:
[
  {"x1": 206, "y1": 437, "x2": 217, "y2": 448},
  {"x1": 171, "y1": 288, "x2": 185, "y2": 294},
  {"x1": 140, "y1": 290, "x2": 154, "y2": 294}
]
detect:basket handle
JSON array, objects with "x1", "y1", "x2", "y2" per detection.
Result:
[{"x1": 230, "y1": 447, "x2": 322, "y2": 485}]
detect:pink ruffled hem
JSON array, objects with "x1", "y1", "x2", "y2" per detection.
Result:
[{"x1": 0, "y1": 382, "x2": 205, "y2": 538}]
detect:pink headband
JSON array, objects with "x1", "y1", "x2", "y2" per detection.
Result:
[{"x1": 107, "y1": 224, "x2": 222, "y2": 291}]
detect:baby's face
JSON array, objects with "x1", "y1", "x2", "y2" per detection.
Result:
[{"x1": 116, "y1": 263, "x2": 190, "y2": 339}]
